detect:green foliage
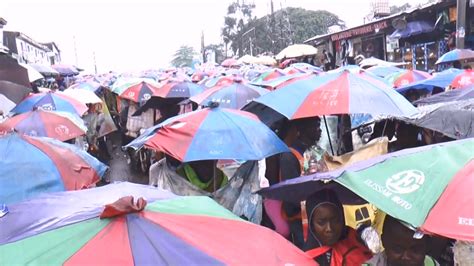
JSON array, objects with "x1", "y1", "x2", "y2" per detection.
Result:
[{"x1": 171, "y1": 45, "x2": 196, "y2": 68}]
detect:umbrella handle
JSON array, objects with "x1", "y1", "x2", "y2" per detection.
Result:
[{"x1": 323, "y1": 116, "x2": 335, "y2": 156}]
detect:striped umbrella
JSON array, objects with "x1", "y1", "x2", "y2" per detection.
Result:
[
  {"x1": 0, "y1": 133, "x2": 107, "y2": 204},
  {"x1": 11, "y1": 92, "x2": 88, "y2": 116},
  {"x1": 435, "y1": 48, "x2": 474, "y2": 64},
  {"x1": 0, "y1": 184, "x2": 314, "y2": 265}
]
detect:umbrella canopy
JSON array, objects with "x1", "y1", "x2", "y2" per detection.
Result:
[
  {"x1": 68, "y1": 80, "x2": 102, "y2": 92},
  {"x1": 435, "y1": 48, "x2": 474, "y2": 64},
  {"x1": 11, "y1": 92, "x2": 88, "y2": 116},
  {"x1": 189, "y1": 78, "x2": 269, "y2": 109},
  {"x1": 238, "y1": 54, "x2": 258, "y2": 64},
  {"x1": 401, "y1": 99, "x2": 474, "y2": 139},
  {"x1": 29, "y1": 63, "x2": 60, "y2": 76},
  {"x1": 0, "y1": 94, "x2": 16, "y2": 115},
  {"x1": 19, "y1": 63, "x2": 44, "y2": 82},
  {"x1": 388, "y1": 21, "x2": 434, "y2": 39},
  {"x1": 414, "y1": 85, "x2": 474, "y2": 106},
  {"x1": 221, "y1": 58, "x2": 241, "y2": 68},
  {"x1": 290, "y1": 63, "x2": 323, "y2": 73},
  {"x1": 154, "y1": 80, "x2": 205, "y2": 99},
  {"x1": 334, "y1": 139, "x2": 474, "y2": 241},
  {"x1": 450, "y1": 69, "x2": 474, "y2": 88},
  {"x1": 358, "y1": 57, "x2": 407, "y2": 68},
  {"x1": 396, "y1": 68, "x2": 462, "y2": 93},
  {"x1": 253, "y1": 55, "x2": 277, "y2": 66},
  {"x1": 0, "y1": 80, "x2": 32, "y2": 104},
  {"x1": 249, "y1": 70, "x2": 418, "y2": 119},
  {"x1": 0, "y1": 55, "x2": 31, "y2": 87},
  {"x1": 365, "y1": 65, "x2": 404, "y2": 78},
  {"x1": 252, "y1": 69, "x2": 287, "y2": 83},
  {"x1": 0, "y1": 110, "x2": 87, "y2": 141},
  {"x1": 0, "y1": 133, "x2": 107, "y2": 204},
  {"x1": 387, "y1": 69, "x2": 431, "y2": 88},
  {"x1": 52, "y1": 64, "x2": 79, "y2": 76},
  {"x1": 125, "y1": 105, "x2": 289, "y2": 162},
  {"x1": 276, "y1": 44, "x2": 317, "y2": 60},
  {"x1": 0, "y1": 184, "x2": 314, "y2": 265},
  {"x1": 60, "y1": 89, "x2": 103, "y2": 104},
  {"x1": 116, "y1": 80, "x2": 160, "y2": 103}
]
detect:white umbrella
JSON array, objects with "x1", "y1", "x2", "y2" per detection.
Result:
[
  {"x1": 60, "y1": 89, "x2": 102, "y2": 104},
  {"x1": 19, "y1": 63, "x2": 44, "y2": 82},
  {"x1": 0, "y1": 94, "x2": 16, "y2": 115},
  {"x1": 238, "y1": 54, "x2": 258, "y2": 64},
  {"x1": 359, "y1": 57, "x2": 407, "y2": 68},
  {"x1": 253, "y1": 56, "x2": 277, "y2": 66},
  {"x1": 276, "y1": 44, "x2": 318, "y2": 60}
]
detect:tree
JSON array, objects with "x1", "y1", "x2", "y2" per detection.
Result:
[
  {"x1": 221, "y1": 1, "x2": 256, "y2": 57},
  {"x1": 389, "y1": 3, "x2": 412, "y2": 14},
  {"x1": 171, "y1": 45, "x2": 196, "y2": 68},
  {"x1": 243, "y1": 8, "x2": 345, "y2": 55}
]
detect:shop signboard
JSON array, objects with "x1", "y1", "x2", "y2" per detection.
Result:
[{"x1": 330, "y1": 21, "x2": 389, "y2": 41}]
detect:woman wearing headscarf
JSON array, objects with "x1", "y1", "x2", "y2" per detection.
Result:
[{"x1": 304, "y1": 189, "x2": 372, "y2": 265}]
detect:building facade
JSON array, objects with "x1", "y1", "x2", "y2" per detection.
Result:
[
  {"x1": 3, "y1": 31, "x2": 60, "y2": 65},
  {"x1": 305, "y1": 0, "x2": 473, "y2": 72}
]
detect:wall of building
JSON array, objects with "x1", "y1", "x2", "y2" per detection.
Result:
[{"x1": 15, "y1": 38, "x2": 50, "y2": 64}]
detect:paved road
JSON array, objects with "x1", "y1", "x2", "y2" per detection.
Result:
[{"x1": 101, "y1": 131, "x2": 148, "y2": 185}]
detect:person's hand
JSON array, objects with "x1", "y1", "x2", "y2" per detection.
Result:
[{"x1": 360, "y1": 226, "x2": 383, "y2": 254}]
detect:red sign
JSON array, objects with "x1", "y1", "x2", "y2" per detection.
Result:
[{"x1": 330, "y1": 21, "x2": 389, "y2": 41}]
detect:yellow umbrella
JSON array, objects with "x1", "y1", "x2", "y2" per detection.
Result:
[{"x1": 276, "y1": 44, "x2": 317, "y2": 60}]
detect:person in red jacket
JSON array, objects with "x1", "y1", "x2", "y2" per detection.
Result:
[{"x1": 304, "y1": 189, "x2": 372, "y2": 266}]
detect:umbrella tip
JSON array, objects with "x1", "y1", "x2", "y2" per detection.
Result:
[{"x1": 207, "y1": 101, "x2": 220, "y2": 109}]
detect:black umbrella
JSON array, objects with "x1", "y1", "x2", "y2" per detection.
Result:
[
  {"x1": 0, "y1": 55, "x2": 31, "y2": 87},
  {"x1": 0, "y1": 80, "x2": 32, "y2": 104},
  {"x1": 414, "y1": 85, "x2": 474, "y2": 106}
]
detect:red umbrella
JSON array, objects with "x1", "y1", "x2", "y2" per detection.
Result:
[
  {"x1": 221, "y1": 58, "x2": 241, "y2": 68},
  {"x1": 390, "y1": 70, "x2": 431, "y2": 88},
  {"x1": 451, "y1": 69, "x2": 474, "y2": 88}
]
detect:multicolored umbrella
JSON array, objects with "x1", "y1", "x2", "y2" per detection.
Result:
[
  {"x1": 435, "y1": 48, "x2": 474, "y2": 64},
  {"x1": 68, "y1": 80, "x2": 102, "y2": 92},
  {"x1": 333, "y1": 138, "x2": 474, "y2": 241},
  {"x1": 116, "y1": 80, "x2": 161, "y2": 103},
  {"x1": 154, "y1": 80, "x2": 205, "y2": 98},
  {"x1": 396, "y1": 68, "x2": 463, "y2": 93},
  {"x1": 125, "y1": 105, "x2": 289, "y2": 162},
  {"x1": 11, "y1": 92, "x2": 88, "y2": 116},
  {"x1": 0, "y1": 110, "x2": 87, "y2": 141},
  {"x1": 387, "y1": 69, "x2": 431, "y2": 88},
  {"x1": 0, "y1": 183, "x2": 314, "y2": 265},
  {"x1": 252, "y1": 69, "x2": 287, "y2": 83},
  {"x1": 450, "y1": 69, "x2": 474, "y2": 88},
  {"x1": 189, "y1": 78, "x2": 268, "y2": 109},
  {"x1": 365, "y1": 65, "x2": 404, "y2": 78},
  {"x1": 250, "y1": 70, "x2": 418, "y2": 119},
  {"x1": 0, "y1": 133, "x2": 107, "y2": 204}
]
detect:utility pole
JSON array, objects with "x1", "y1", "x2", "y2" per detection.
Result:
[
  {"x1": 456, "y1": 0, "x2": 467, "y2": 49},
  {"x1": 73, "y1": 35, "x2": 78, "y2": 66},
  {"x1": 93, "y1": 51, "x2": 97, "y2": 74}
]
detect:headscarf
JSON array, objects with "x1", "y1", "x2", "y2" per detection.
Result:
[{"x1": 304, "y1": 189, "x2": 347, "y2": 250}]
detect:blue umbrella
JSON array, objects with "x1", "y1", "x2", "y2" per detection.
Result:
[
  {"x1": 125, "y1": 105, "x2": 289, "y2": 162},
  {"x1": 436, "y1": 49, "x2": 474, "y2": 64},
  {"x1": 396, "y1": 68, "x2": 463, "y2": 93},
  {"x1": 365, "y1": 65, "x2": 404, "y2": 78}
]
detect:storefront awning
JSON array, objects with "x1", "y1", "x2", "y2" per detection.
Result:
[{"x1": 389, "y1": 21, "x2": 435, "y2": 39}]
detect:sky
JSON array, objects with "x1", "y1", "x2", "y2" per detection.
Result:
[{"x1": 1, "y1": 0, "x2": 428, "y2": 73}]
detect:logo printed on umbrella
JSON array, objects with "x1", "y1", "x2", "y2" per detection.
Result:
[
  {"x1": 127, "y1": 91, "x2": 135, "y2": 98},
  {"x1": 142, "y1": 93, "x2": 151, "y2": 101},
  {"x1": 55, "y1": 125, "x2": 70, "y2": 136},
  {"x1": 400, "y1": 79, "x2": 410, "y2": 86},
  {"x1": 28, "y1": 130, "x2": 39, "y2": 136},
  {"x1": 39, "y1": 104, "x2": 54, "y2": 111},
  {"x1": 458, "y1": 76, "x2": 472, "y2": 87},
  {"x1": 386, "y1": 170, "x2": 425, "y2": 194}
]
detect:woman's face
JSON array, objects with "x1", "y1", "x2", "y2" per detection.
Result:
[{"x1": 311, "y1": 203, "x2": 344, "y2": 246}]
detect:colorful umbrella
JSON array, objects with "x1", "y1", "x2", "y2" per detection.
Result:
[
  {"x1": 250, "y1": 70, "x2": 418, "y2": 119},
  {"x1": 125, "y1": 105, "x2": 289, "y2": 162},
  {"x1": 221, "y1": 58, "x2": 241, "y2": 68},
  {"x1": 0, "y1": 184, "x2": 314, "y2": 265},
  {"x1": 154, "y1": 80, "x2": 205, "y2": 99},
  {"x1": 0, "y1": 110, "x2": 87, "y2": 141},
  {"x1": 68, "y1": 80, "x2": 102, "y2": 92},
  {"x1": 0, "y1": 133, "x2": 107, "y2": 204},
  {"x1": 387, "y1": 69, "x2": 431, "y2": 88},
  {"x1": 450, "y1": 69, "x2": 474, "y2": 88},
  {"x1": 276, "y1": 44, "x2": 317, "y2": 60},
  {"x1": 11, "y1": 92, "x2": 88, "y2": 116},
  {"x1": 252, "y1": 69, "x2": 287, "y2": 83},
  {"x1": 435, "y1": 48, "x2": 474, "y2": 64},
  {"x1": 189, "y1": 78, "x2": 268, "y2": 109},
  {"x1": 365, "y1": 65, "x2": 404, "y2": 78},
  {"x1": 333, "y1": 139, "x2": 474, "y2": 241},
  {"x1": 117, "y1": 80, "x2": 160, "y2": 103},
  {"x1": 396, "y1": 68, "x2": 463, "y2": 93}
]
